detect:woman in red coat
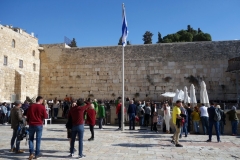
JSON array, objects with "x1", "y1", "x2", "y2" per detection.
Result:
[{"x1": 86, "y1": 104, "x2": 96, "y2": 141}]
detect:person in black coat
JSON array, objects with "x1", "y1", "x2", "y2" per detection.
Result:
[{"x1": 186, "y1": 103, "x2": 193, "y2": 132}]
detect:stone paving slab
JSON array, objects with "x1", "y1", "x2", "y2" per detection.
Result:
[{"x1": 0, "y1": 124, "x2": 240, "y2": 160}]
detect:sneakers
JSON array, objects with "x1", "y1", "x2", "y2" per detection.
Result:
[
  {"x1": 15, "y1": 150, "x2": 25, "y2": 154},
  {"x1": 175, "y1": 144, "x2": 183, "y2": 147},
  {"x1": 34, "y1": 155, "x2": 42, "y2": 159},
  {"x1": 206, "y1": 139, "x2": 212, "y2": 142},
  {"x1": 88, "y1": 138, "x2": 94, "y2": 141},
  {"x1": 100, "y1": 128, "x2": 104, "y2": 130},
  {"x1": 9, "y1": 148, "x2": 16, "y2": 152},
  {"x1": 29, "y1": 154, "x2": 34, "y2": 160},
  {"x1": 78, "y1": 155, "x2": 86, "y2": 159}
]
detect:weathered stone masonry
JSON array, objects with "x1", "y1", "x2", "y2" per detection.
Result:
[
  {"x1": 40, "y1": 41, "x2": 240, "y2": 101},
  {"x1": 0, "y1": 25, "x2": 40, "y2": 102}
]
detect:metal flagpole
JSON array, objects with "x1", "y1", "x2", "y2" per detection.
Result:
[{"x1": 121, "y1": 45, "x2": 125, "y2": 131}]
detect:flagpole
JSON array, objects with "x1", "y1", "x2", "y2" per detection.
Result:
[{"x1": 121, "y1": 45, "x2": 125, "y2": 131}]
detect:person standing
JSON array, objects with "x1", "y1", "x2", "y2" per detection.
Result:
[
  {"x1": 216, "y1": 105, "x2": 226, "y2": 135},
  {"x1": 191, "y1": 106, "x2": 200, "y2": 134},
  {"x1": 171, "y1": 100, "x2": 183, "y2": 147},
  {"x1": 52, "y1": 100, "x2": 60, "y2": 119},
  {"x1": 86, "y1": 104, "x2": 96, "y2": 141},
  {"x1": 68, "y1": 99, "x2": 90, "y2": 158},
  {"x1": 128, "y1": 100, "x2": 137, "y2": 130},
  {"x1": 144, "y1": 102, "x2": 151, "y2": 127},
  {"x1": 1, "y1": 102, "x2": 7, "y2": 125},
  {"x1": 27, "y1": 96, "x2": 47, "y2": 159},
  {"x1": 10, "y1": 100, "x2": 24, "y2": 153},
  {"x1": 199, "y1": 104, "x2": 209, "y2": 135},
  {"x1": 163, "y1": 102, "x2": 171, "y2": 134},
  {"x1": 153, "y1": 112, "x2": 158, "y2": 133},
  {"x1": 180, "y1": 104, "x2": 188, "y2": 138},
  {"x1": 186, "y1": 103, "x2": 193, "y2": 133},
  {"x1": 98, "y1": 100, "x2": 105, "y2": 130},
  {"x1": 137, "y1": 101, "x2": 145, "y2": 127},
  {"x1": 206, "y1": 102, "x2": 221, "y2": 142},
  {"x1": 226, "y1": 106, "x2": 239, "y2": 136},
  {"x1": 150, "y1": 102, "x2": 156, "y2": 131},
  {"x1": 116, "y1": 100, "x2": 122, "y2": 130}
]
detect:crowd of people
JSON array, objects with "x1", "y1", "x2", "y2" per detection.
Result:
[{"x1": 0, "y1": 95, "x2": 239, "y2": 159}]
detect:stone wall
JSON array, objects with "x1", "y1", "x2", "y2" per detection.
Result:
[
  {"x1": 39, "y1": 41, "x2": 240, "y2": 101},
  {"x1": 0, "y1": 24, "x2": 40, "y2": 102}
]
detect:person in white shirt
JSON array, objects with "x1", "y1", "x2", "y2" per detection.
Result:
[
  {"x1": 199, "y1": 104, "x2": 209, "y2": 135},
  {"x1": 163, "y1": 102, "x2": 171, "y2": 134}
]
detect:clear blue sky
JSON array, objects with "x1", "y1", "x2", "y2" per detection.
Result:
[{"x1": 0, "y1": 0, "x2": 239, "y2": 47}]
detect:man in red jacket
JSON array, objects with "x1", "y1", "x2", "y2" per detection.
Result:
[
  {"x1": 68, "y1": 99, "x2": 90, "y2": 159},
  {"x1": 27, "y1": 96, "x2": 47, "y2": 160}
]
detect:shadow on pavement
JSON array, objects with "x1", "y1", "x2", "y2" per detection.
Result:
[
  {"x1": 41, "y1": 138, "x2": 68, "y2": 141},
  {"x1": 112, "y1": 143, "x2": 173, "y2": 147}
]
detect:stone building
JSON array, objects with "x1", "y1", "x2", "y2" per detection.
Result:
[
  {"x1": 39, "y1": 41, "x2": 240, "y2": 102},
  {"x1": 1, "y1": 24, "x2": 240, "y2": 103},
  {"x1": 0, "y1": 24, "x2": 40, "y2": 102}
]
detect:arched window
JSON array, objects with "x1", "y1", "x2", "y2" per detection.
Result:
[
  {"x1": 12, "y1": 39, "x2": 15, "y2": 48},
  {"x1": 32, "y1": 50, "x2": 35, "y2": 56}
]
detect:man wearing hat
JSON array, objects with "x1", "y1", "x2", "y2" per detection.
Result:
[{"x1": 10, "y1": 100, "x2": 24, "y2": 153}]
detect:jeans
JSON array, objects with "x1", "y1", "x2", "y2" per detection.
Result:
[
  {"x1": 173, "y1": 124, "x2": 181, "y2": 144},
  {"x1": 208, "y1": 120, "x2": 220, "y2": 142},
  {"x1": 193, "y1": 121, "x2": 200, "y2": 133},
  {"x1": 11, "y1": 129, "x2": 20, "y2": 151},
  {"x1": 118, "y1": 113, "x2": 121, "y2": 128},
  {"x1": 98, "y1": 118, "x2": 103, "y2": 129},
  {"x1": 180, "y1": 122, "x2": 188, "y2": 137},
  {"x1": 139, "y1": 116, "x2": 144, "y2": 126},
  {"x1": 129, "y1": 113, "x2": 135, "y2": 130},
  {"x1": 231, "y1": 120, "x2": 239, "y2": 135},
  {"x1": 71, "y1": 125, "x2": 84, "y2": 156},
  {"x1": 29, "y1": 125, "x2": 43, "y2": 156},
  {"x1": 201, "y1": 116, "x2": 209, "y2": 134},
  {"x1": 54, "y1": 108, "x2": 58, "y2": 117},
  {"x1": 219, "y1": 121, "x2": 224, "y2": 135}
]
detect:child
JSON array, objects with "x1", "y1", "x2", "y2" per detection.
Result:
[
  {"x1": 153, "y1": 112, "x2": 158, "y2": 133},
  {"x1": 86, "y1": 104, "x2": 96, "y2": 141}
]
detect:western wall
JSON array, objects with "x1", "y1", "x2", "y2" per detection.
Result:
[
  {"x1": 0, "y1": 24, "x2": 40, "y2": 102},
  {"x1": 39, "y1": 41, "x2": 240, "y2": 102}
]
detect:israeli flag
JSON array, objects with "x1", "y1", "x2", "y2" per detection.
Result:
[{"x1": 122, "y1": 3, "x2": 128, "y2": 47}]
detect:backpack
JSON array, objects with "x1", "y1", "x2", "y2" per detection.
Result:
[
  {"x1": 17, "y1": 122, "x2": 28, "y2": 141},
  {"x1": 214, "y1": 108, "x2": 221, "y2": 121}
]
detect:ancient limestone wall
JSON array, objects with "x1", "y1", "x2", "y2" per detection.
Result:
[
  {"x1": 39, "y1": 41, "x2": 240, "y2": 101},
  {"x1": 0, "y1": 24, "x2": 40, "y2": 102}
]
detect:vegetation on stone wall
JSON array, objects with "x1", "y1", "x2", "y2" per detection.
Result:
[
  {"x1": 185, "y1": 75, "x2": 199, "y2": 86},
  {"x1": 164, "y1": 76, "x2": 172, "y2": 82},
  {"x1": 146, "y1": 75, "x2": 154, "y2": 85},
  {"x1": 134, "y1": 92, "x2": 140, "y2": 99},
  {"x1": 88, "y1": 94, "x2": 94, "y2": 98}
]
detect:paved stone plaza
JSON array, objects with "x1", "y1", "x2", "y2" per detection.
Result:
[{"x1": 0, "y1": 124, "x2": 240, "y2": 160}]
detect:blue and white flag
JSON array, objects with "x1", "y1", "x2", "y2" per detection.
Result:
[{"x1": 122, "y1": 3, "x2": 128, "y2": 47}]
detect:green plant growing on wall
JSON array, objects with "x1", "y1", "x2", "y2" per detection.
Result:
[
  {"x1": 135, "y1": 92, "x2": 140, "y2": 99},
  {"x1": 147, "y1": 75, "x2": 154, "y2": 85},
  {"x1": 185, "y1": 75, "x2": 199, "y2": 86},
  {"x1": 88, "y1": 94, "x2": 94, "y2": 98},
  {"x1": 164, "y1": 76, "x2": 172, "y2": 82},
  {"x1": 111, "y1": 93, "x2": 116, "y2": 98}
]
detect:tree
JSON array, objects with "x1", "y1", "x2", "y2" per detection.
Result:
[
  {"x1": 118, "y1": 37, "x2": 122, "y2": 45},
  {"x1": 118, "y1": 37, "x2": 131, "y2": 45},
  {"x1": 69, "y1": 38, "x2": 77, "y2": 47},
  {"x1": 156, "y1": 32, "x2": 163, "y2": 43},
  {"x1": 193, "y1": 32, "x2": 212, "y2": 41},
  {"x1": 143, "y1": 31, "x2": 153, "y2": 44},
  {"x1": 162, "y1": 25, "x2": 211, "y2": 43}
]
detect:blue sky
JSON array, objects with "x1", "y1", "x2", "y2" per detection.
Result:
[{"x1": 0, "y1": 0, "x2": 239, "y2": 47}]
